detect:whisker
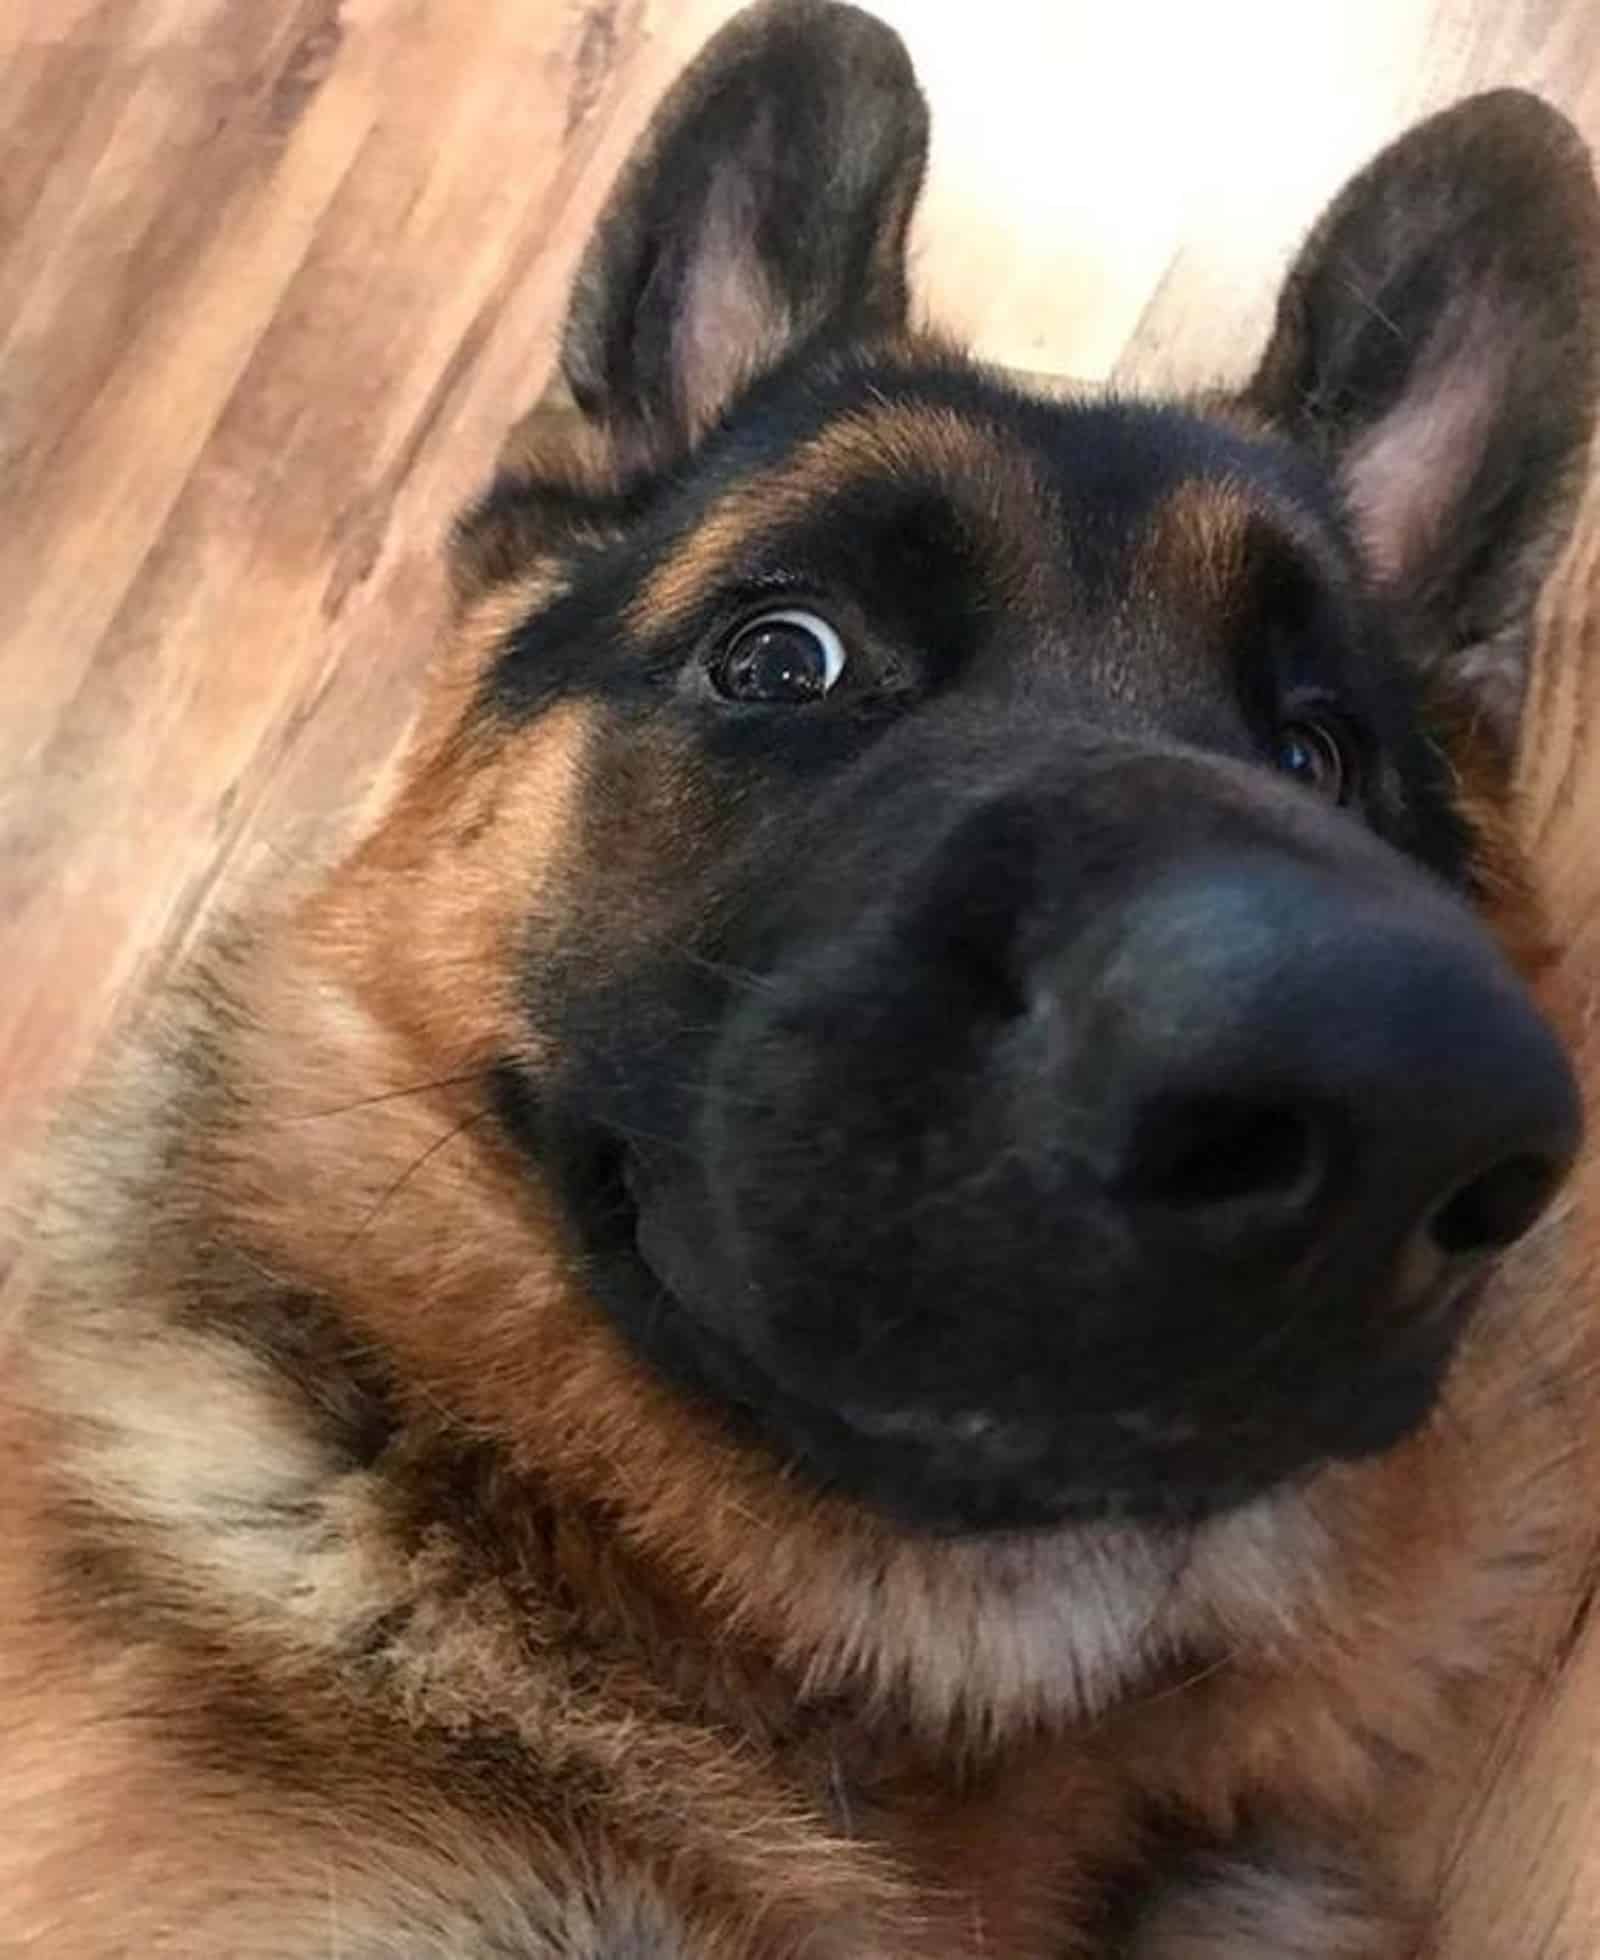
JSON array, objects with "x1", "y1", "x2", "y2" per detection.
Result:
[
  {"x1": 343, "y1": 1109, "x2": 492, "y2": 1248},
  {"x1": 673, "y1": 947, "x2": 780, "y2": 997},
  {"x1": 283, "y1": 1069, "x2": 495, "y2": 1122},
  {"x1": 1120, "y1": 1644, "x2": 1239, "y2": 1714}
]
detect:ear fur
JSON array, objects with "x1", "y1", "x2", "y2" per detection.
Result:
[
  {"x1": 1249, "y1": 91, "x2": 1600, "y2": 751},
  {"x1": 559, "y1": 0, "x2": 928, "y2": 457}
]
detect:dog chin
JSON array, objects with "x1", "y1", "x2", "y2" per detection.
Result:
[
  {"x1": 629, "y1": 1282, "x2": 1312, "y2": 1537},
  {"x1": 576, "y1": 1131, "x2": 1472, "y2": 1535},
  {"x1": 628, "y1": 1242, "x2": 1468, "y2": 1540}
]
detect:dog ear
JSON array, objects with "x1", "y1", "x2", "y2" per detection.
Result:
[
  {"x1": 560, "y1": 0, "x2": 928, "y2": 458},
  {"x1": 1248, "y1": 91, "x2": 1600, "y2": 750}
]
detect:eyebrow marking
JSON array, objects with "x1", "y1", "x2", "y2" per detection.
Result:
[
  {"x1": 1135, "y1": 477, "x2": 1259, "y2": 621},
  {"x1": 627, "y1": 401, "x2": 1056, "y2": 637}
]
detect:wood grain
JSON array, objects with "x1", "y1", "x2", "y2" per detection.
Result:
[{"x1": 5, "y1": 0, "x2": 1600, "y2": 1946}]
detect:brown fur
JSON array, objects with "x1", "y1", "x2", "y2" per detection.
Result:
[
  {"x1": 5, "y1": 13, "x2": 1599, "y2": 1957},
  {"x1": 1136, "y1": 479, "x2": 1260, "y2": 618},
  {"x1": 6, "y1": 871, "x2": 1591, "y2": 1954},
  {"x1": 627, "y1": 388, "x2": 1056, "y2": 636}
]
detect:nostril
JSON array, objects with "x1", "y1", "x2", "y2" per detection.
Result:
[
  {"x1": 1121, "y1": 1096, "x2": 1323, "y2": 1212},
  {"x1": 1429, "y1": 1153, "x2": 1564, "y2": 1257}
]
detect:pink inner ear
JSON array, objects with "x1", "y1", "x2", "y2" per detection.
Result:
[
  {"x1": 1342, "y1": 293, "x2": 1512, "y2": 595},
  {"x1": 670, "y1": 167, "x2": 790, "y2": 435}
]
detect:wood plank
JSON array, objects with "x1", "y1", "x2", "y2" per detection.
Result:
[{"x1": 4, "y1": 0, "x2": 1600, "y2": 1944}]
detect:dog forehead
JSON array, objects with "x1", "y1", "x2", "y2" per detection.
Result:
[
  {"x1": 628, "y1": 374, "x2": 1332, "y2": 634},
  {"x1": 623, "y1": 393, "x2": 1059, "y2": 637},
  {"x1": 483, "y1": 366, "x2": 1346, "y2": 727}
]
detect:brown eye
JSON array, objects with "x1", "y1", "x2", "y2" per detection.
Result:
[
  {"x1": 1274, "y1": 718, "x2": 1351, "y2": 803},
  {"x1": 711, "y1": 609, "x2": 847, "y2": 704}
]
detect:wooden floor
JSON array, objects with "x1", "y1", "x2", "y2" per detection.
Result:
[{"x1": 5, "y1": 0, "x2": 1600, "y2": 1949}]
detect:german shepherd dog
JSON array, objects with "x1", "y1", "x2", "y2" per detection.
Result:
[{"x1": 6, "y1": 3, "x2": 1600, "y2": 1953}]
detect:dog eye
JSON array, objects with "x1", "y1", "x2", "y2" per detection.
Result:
[
  {"x1": 710, "y1": 610, "x2": 847, "y2": 704},
  {"x1": 1273, "y1": 718, "x2": 1352, "y2": 803}
]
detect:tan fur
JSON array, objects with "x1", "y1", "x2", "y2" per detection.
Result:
[
  {"x1": 1137, "y1": 479, "x2": 1259, "y2": 620},
  {"x1": 6, "y1": 587, "x2": 1590, "y2": 1951},
  {"x1": 629, "y1": 385, "x2": 1057, "y2": 636},
  {"x1": 6, "y1": 30, "x2": 1598, "y2": 1960},
  {"x1": 327, "y1": 696, "x2": 590, "y2": 1071}
]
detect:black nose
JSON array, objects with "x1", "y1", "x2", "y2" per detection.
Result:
[{"x1": 1063, "y1": 857, "x2": 1580, "y2": 1284}]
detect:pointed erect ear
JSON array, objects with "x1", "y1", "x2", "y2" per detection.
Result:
[
  {"x1": 1248, "y1": 91, "x2": 1600, "y2": 751},
  {"x1": 560, "y1": 0, "x2": 928, "y2": 456}
]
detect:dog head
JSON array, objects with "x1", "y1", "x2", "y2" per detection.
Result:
[{"x1": 367, "y1": 1, "x2": 1600, "y2": 1535}]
